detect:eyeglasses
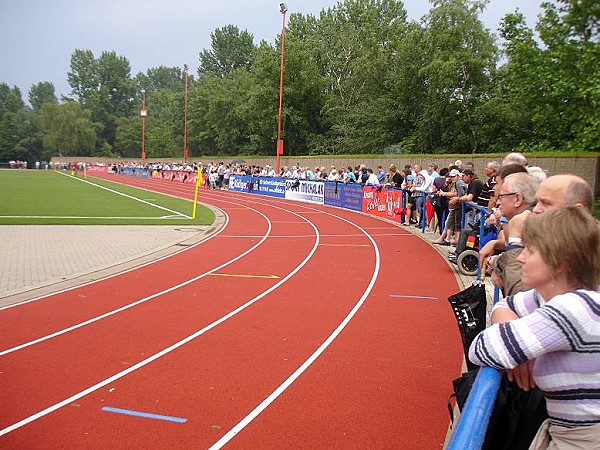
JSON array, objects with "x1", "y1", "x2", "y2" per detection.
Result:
[{"x1": 496, "y1": 192, "x2": 519, "y2": 200}]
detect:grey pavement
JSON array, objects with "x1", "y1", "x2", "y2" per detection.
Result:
[{"x1": 0, "y1": 224, "x2": 221, "y2": 307}]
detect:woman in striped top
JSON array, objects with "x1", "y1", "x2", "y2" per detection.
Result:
[{"x1": 469, "y1": 207, "x2": 600, "y2": 448}]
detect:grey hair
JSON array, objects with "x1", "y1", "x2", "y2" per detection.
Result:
[
  {"x1": 486, "y1": 161, "x2": 500, "y2": 172},
  {"x1": 502, "y1": 152, "x2": 528, "y2": 167},
  {"x1": 503, "y1": 172, "x2": 538, "y2": 205}
]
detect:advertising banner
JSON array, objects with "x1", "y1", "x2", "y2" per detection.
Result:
[
  {"x1": 86, "y1": 165, "x2": 110, "y2": 173},
  {"x1": 324, "y1": 181, "x2": 363, "y2": 211},
  {"x1": 151, "y1": 170, "x2": 197, "y2": 183},
  {"x1": 361, "y1": 187, "x2": 405, "y2": 223},
  {"x1": 228, "y1": 175, "x2": 251, "y2": 192},
  {"x1": 284, "y1": 179, "x2": 325, "y2": 204},
  {"x1": 228, "y1": 175, "x2": 285, "y2": 198},
  {"x1": 254, "y1": 177, "x2": 286, "y2": 198},
  {"x1": 122, "y1": 167, "x2": 151, "y2": 179}
]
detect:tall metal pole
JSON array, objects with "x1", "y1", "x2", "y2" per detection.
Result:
[
  {"x1": 183, "y1": 65, "x2": 189, "y2": 163},
  {"x1": 140, "y1": 89, "x2": 147, "y2": 164},
  {"x1": 276, "y1": 3, "x2": 288, "y2": 175}
]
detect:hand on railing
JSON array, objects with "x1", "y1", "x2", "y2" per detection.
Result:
[{"x1": 507, "y1": 359, "x2": 537, "y2": 391}]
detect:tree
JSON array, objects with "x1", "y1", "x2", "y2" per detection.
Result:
[
  {"x1": 418, "y1": 0, "x2": 498, "y2": 153},
  {"x1": 0, "y1": 83, "x2": 25, "y2": 117},
  {"x1": 67, "y1": 49, "x2": 136, "y2": 149},
  {"x1": 188, "y1": 70, "x2": 255, "y2": 155},
  {"x1": 28, "y1": 82, "x2": 58, "y2": 110},
  {"x1": 40, "y1": 102, "x2": 97, "y2": 156},
  {"x1": 500, "y1": 0, "x2": 600, "y2": 151},
  {"x1": 134, "y1": 66, "x2": 187, "y2": 93},
  {"x1": 198, "y1": 25, "x2": 256, "y2": 78},
  {"x1": 310, "y1": 0, "x2": 411, "y2": 153}
]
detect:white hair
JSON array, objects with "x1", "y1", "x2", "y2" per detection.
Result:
[{"x1": 527, "y1": 166, "x2": 547, "y2": 182}]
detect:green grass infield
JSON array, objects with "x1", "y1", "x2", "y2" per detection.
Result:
[{"x1": 0, "y1": 170, "x2": 214, "y2": 226}]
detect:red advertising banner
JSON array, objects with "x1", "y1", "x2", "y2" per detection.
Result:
[
  {"x1": 152, "y1": 170, "x2": 198, "y2": 184},
  {"x1": 361, "y1": 187, "x2": 406, "y2": 223}
]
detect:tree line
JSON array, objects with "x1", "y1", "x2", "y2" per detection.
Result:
[{"x1": 0, "y1": 0, "x2": 597, "y2": 164}]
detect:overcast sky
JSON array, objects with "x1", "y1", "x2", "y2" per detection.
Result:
[{"x1": 0, "y1": 0, "x2": 545, "y2": 102}]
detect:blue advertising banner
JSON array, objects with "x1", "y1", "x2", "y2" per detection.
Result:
[
  {"x1": 323, "y1": 181, "x2": 363, "y2": 211},
  {"x1": 121, "y1": 167, "x2": 150, "y2": 178},
  {"x1": 228, "y1": 175, "x2": 251, "y2": 192},
  {"x1": 254, "y1": 177, "x2": 286, "y2": 198},
  {"x1": 228, "y1": 175, "x2": 286, "y2": 198}
]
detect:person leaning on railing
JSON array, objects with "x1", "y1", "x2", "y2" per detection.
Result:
[{"x1": 468, "y1": 207, "x2": 600, "y2": 449}]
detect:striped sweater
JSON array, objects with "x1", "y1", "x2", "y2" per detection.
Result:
[{"x1": 468, "y1": 289, "x2": 600, "y2": 427}]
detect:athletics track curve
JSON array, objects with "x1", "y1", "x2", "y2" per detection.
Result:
[{"x1": 0, "y1": 172, "x2": 464, "y2": 449}]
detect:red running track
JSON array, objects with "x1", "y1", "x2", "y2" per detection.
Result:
[{"x1": 0, "y1": 173, "x2": 464, "y2": 449}]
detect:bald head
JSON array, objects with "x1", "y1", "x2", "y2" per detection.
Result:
[{"x1": 533, "y1": 174, "x2": 593, "y2": 213}]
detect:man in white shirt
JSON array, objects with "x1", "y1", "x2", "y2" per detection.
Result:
[
  {"x1": 410, "y1": 164, "x2": 433, "y2": 227},
  {"x1": 365, "y1": 168, "x2": 380, "y2": 186}
]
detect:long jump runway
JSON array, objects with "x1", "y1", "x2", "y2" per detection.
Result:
[{"x1": 0, "y1": 173, "x2": 463, "y2": 449}]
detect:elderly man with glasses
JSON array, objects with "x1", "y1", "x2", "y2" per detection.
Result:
[{"x1": 477, "y1": 172, "x2": 539, "y2": 294}]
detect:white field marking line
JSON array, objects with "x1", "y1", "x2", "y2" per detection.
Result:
[
  {"x1": 208, "y1": 207, "x2": 381, "y2": 450},
  {"x1": 0, "y1": 207, "x2": 228, "y2": 312},
  {"x1": 56, "y1": 170, "x2": 191, "y2": 218},
  {"x1": 0, "y1": 216, "x2": 191, "y2": 220},
  {"x1": 0, "y1": 207, "x2": 320, "y2": 437},
  {"x1": 0, "y1": 208, "x2": 268, "y2": 356}
]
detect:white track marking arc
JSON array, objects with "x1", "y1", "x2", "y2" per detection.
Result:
[{"x1": 97, "y1": 184, "x2": 384, "y2": 448}]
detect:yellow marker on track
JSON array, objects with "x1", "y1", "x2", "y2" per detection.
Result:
[{"x1": 192, "y1": 166, "x2": 201, "y2": 219}]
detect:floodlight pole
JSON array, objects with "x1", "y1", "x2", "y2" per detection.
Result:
[
  {"x1": 140, "y1": 89, "x2": 147, "y2": 164},
  {"x1": 276, "y1": 3, "x2": 288, "y2": 175},
  {"x1": 183, "y1": 65, "x2": 189, "y2": 163}
]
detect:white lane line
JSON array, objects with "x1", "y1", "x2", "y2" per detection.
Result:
[
  {"x1": 0, "y1": 204, "x2": 321, "y2": 436},
  {"x1": 56, "y1": 171, "x2": 190, "y2": 218},
  {"x1": 208, "y1": 208, "x2": 381, "y2": 450}
]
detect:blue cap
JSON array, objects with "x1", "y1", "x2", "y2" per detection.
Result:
[{"x1": 407, "y1": 175, "x2": 415, "y2": 181}]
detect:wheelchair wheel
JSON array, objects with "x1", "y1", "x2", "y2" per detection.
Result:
[{"x1": 457, "y1": 249, "x2": 480, "y2": 276}]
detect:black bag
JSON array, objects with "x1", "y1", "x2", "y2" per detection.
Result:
[
  {"x1": 449, "y1": 370, "x2": 548, "y2": 450},
  {"x1": 428, "y1": 194, "x2": 439, "y2": 207},
  {"x1": 447, "y1": 281, "x2": 487, "y2": 371}
]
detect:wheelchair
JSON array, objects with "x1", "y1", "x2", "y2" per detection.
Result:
[{"x1": 456, "y1": 222, "x2": 498, "y2": 276}]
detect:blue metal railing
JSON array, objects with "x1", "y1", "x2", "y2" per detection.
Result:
[
  {"x1": 446, "y1": 202, "x2": 504, "y2": 449},
  {"x1": 446, "y1": 367, "x2": 503, "y2": 450}
]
